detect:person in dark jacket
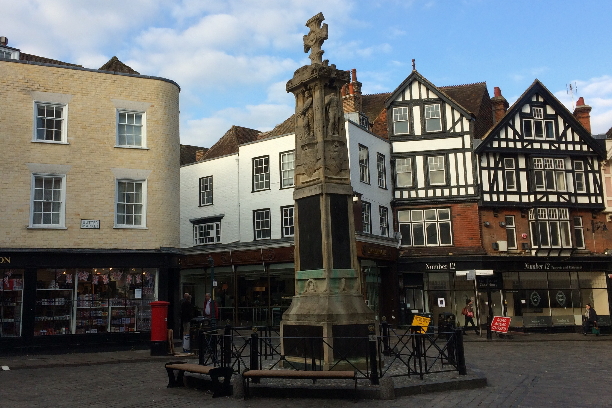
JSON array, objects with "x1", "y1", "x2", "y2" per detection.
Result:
[
  {"x1": 582, "y1": 303, "x2": 598, "y2": 335},
  {"x1": 180, "y1": 293, "x2": 194, "y2": 338},
  {"x1": 462, "y1": 299, "x2": 479, "y2": 335}
]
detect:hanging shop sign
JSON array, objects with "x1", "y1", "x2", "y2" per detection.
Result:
[
  {"x1": 523, "y1": 262, "x2": 582, "y2": 271},
  {"x1": 476, "y1": 274, "x2": 502, "y2": 290}
]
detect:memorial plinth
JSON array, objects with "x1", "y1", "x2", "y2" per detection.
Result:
[{"x1": 280, "y1": 13, "x2": 375, "y2": 369}]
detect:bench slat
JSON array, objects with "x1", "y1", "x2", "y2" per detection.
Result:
[{"x1": 166, "y1": 363, "x2": 215, "y2": 374}]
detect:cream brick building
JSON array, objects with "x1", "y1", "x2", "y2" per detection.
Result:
[{"x1": 0, "y1": 39, "x2": 180, "y2": 349}]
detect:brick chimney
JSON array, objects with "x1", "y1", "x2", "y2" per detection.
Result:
[
  {"x1": 573, "y1": 97, "x2": 592, "y2": 133},
  {"x1": 491, "y1": 86, "x2": 509, "y2": 125},
  {"x1": 195, "y1": 149, "x2": 206, "y2": 162},
  {"x1": 342, "y1": 69, "x2": 362, "y2": 113}
]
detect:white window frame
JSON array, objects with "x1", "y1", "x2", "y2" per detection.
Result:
[
  {"x1": 0, "y1": 47, "x2": 19, "y2": 59},
  {"x1": 34, "y1": 102, "x2": 67, "y2": 144},
  {"x1": 116, "y1": 110, "x2": 146, "y2": 148},
  {"x1": 529, "y1": 208, "x2": 572, "y2": 248},
  {"x1": 574, "y1": 161, "x2": 586, "y2": 193},
  {"x1": 379, "y1": 206, "x2": 389, "y2": 236},
  {"x1": 424, "y1": 104, "x2": 442, "y2": 132},
  {"x1": 395, "y1": 157, "x2": 413, "y2": 188},
  {"x1": 398, "y1": 208, "x2": 452, "y2": 247},
  {"x1": 281, "y1": 206, "x2": 294, "y2": 237},
  {"x1": 253, "y1": 156, "x2": 270, "y2": 192},
  {"x1": 505, "y1": 215, "x2": 517, "y2": 249},
  {"x1": 115, "y1": 179, "x2": 147, "y2": 228},
  {"x1": 392, "y1": 107, "x2": 409, "y2": 134},
  {"x1": 254, "y1": 209, "x2": 271, "y2": 240},
  {"x1": 280, "y1": 151, "x2": 295, "y2": 188},
  {"x1": 359, "y1": 145, "x2": 370, "y2": 184},
  {"x1": 361, "y1": 201, "x2": 372, "y2": 234},
  {"x1": 523, "y1": 111, "x2": 555, "y2": 140},
  {"x1": 377, "y1": 153, "x2": 387, "y2": 189},
  {"x1": 199, "y1": 176, "x2": 213, "y2": 206},
  {"x1": 533, "y1": 157, "x2": 566, "y2": 192},
  {"x1": 574, "y1": 217, "x2": 585, "y2": 249},
  {"x1": 504, "y1": 158, "x2": 517, "y2": 190},
  {"x1": 30, "y1": 174, "x2": 66, "y2": 229},
  {"x1": 193, "y1": 222, "x2": 221, "y2": 245},
  {"x1": 428, "y1": 155, "x2": 446, "y2": 186}
]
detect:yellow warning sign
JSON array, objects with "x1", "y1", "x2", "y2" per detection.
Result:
[{"x1": 412, "y1": 315, "x2": 431, "y2": 334}]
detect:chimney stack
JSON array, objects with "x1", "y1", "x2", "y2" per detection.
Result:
[
  {"x1": 491, "y1": 86, "x2": 509, "y2": 125},
  {"x1": 573, "y1": 97, "x2": 592, "y2": 133},
  {"x1": 195, "y1": 149, "x2": 206, "y2": 162},
  {"x1": 0, "y1": 37, "x2": 7, "y2": 46},
  {"x1": 342, "y1": 68, "x2": 362, "y2": 113}
]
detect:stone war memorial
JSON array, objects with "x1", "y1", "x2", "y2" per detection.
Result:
[{"x1": 281, "y1": 12, "x2": 376, "y2": 369}]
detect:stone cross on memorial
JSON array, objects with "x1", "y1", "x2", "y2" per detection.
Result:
[{"x1": 280, "y1": 12, "x2": 375, "y2": 369}]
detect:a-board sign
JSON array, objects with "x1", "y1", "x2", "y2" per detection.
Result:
[
  {"x1": 491, "y1": 316, "x2": 511, "y2": 333},
  {"x1": 412, "y1": 315, "x2": 431, "y2": 334}
]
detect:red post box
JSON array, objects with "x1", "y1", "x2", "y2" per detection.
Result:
[{"x1": 150, "y1": 301, "x2": 170, "y2": 356}]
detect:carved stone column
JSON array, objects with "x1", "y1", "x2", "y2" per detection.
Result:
[{"x1": 280, "y1": 13, "x2": 375, "y2": 369}]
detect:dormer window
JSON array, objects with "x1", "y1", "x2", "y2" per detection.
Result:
[
  {"x1": 0, "y1": 46, "x2": 20, "y2": 60},
  {"x1": 424, "y1": 104, "x2": 442, "y2": 132},
  {"x1": 523, "y1": 107, "x2": 555, "y2": 140}
]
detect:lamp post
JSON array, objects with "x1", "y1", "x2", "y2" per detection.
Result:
[{"x1": 208, "y1": 255, "x2": 216, "y2": 328}]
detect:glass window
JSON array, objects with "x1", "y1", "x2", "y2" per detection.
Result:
[
  {"x1": 424, "y1": 104, "x2": 442, "y2": 132},
  {"x1": 398, "y1": 208, "x2": 452, "y2": 247},
  {"x1": 377, "y1": 153, "x2": 387, "y2": 189},
  {"x1": 281, "y1": 206, "x2": 294, "y2": 237},
  {"x1": 523, "y1": 119, "x2": 533, "y2": 139},
  {"x1": 574, "y1": 217, "x2": 585, "y2": 249},
  {"x1": 116, "y1": 180, "x2": 146, "y2": 227},
  {"x1": 529, "y1": 208, "x2": 572, "y2": 248},
  {"x1": 1, "y1": 269, "x2": 24, "y2": 337},
  {"x1": 280, "y1": 151, "x2": 295, "y2": 188},
  {"x1": 31, "y1": 174, "x2": 65, "y2": 228},
  {"x1": 504, "y1": 158, "x2": 516, "y2": 190},
  {"x1": 359, "y1": 145, "x2": 370, "y2": 184},
  {"x1": 428, "y1": 156, "x2": 446, "y2": 185},
  {"x1": 35, "y1": 269, "x2": 74, "y2": 336},
  {"x1": 505, "y1": 215, "x2": 517, "y2": 249},
  {"x1": 199, "y1": 176, "x2": 213, "y2": 206},
  {"x1": 379, "y1": 206, "x2": 389, "y2": 236},
  {"x1": 254, "y1": 209, "x2": 271, "y2": 240},
  {"x1": 396, "y1": 157, "x2": 413, "y2": 188},
  {"x1": 253, "y1": 156, "x2": 270, "y2": 191},
  {"x1": 117, "y1": 110, "x2": 145, "y2": 147},
  {"x1": 35, "y1": 102, "x2": 66, "y2": 143},
  {"x1": 362, "y1": 201, "x2": 372, "y2": 234},
  {"x1": 545, "y1": 121, "x2": 555, "y2": 139},
  {"x1": 533, "y1": 157, "x2": 566, "y2": 192},
  {"x1": 574, "y1": 161, "x2": 585, "y2": 193},
  {"x1": 393, "y1": 107, "x2": 409, "y2": 134},
  {"x1": 193, "y1": 222, "x2": 221, "y2": 245}
]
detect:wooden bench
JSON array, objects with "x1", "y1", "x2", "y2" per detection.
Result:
[
  {"x1": 165, "y1": 362, "x2": 232, "y2": 397},
  {"x1": 242, "y1": 369, "x2": 357, "y2": 400}
]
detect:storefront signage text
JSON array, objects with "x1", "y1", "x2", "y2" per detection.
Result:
[
  {"x1": 524, "y1": 263, "x2": 582, "y2": 271},
  {"x1": 0, "y1": 256, "x2": 10, "y2": 264},
  {"x1": 425, "y1": 262, "x2": 456, "y2": 271}
]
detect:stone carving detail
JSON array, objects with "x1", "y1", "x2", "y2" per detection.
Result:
[
  {"x1": 324, "y1": 89, "x2": 340, "y2": 137},
  {"x1": 303, "y1": 12, "x2": 328, "y2": 65},
  {"x1": 304, "y1": 278, "x2": 317, "y2": 294}
]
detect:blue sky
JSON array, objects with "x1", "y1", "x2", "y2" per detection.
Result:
[{"x1": 4, "y1": 0, "x2": 612, "y2": 147}]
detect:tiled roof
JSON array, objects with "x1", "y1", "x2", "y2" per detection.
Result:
[
  {"x1": 439, "y1": 82, "x2": 493, "y2": 140},
  {"x1": 99, "y1": 56, "x2": 139, "y2": 74},
  {"x1": 201, "y1": 125, "x2": 261, "y2": 160},
  {"x1": 19, "y1": 52, "x2": 81, "y2": 67},
  {"x1": 362, "y1": 93, "x2": 391, "y2": 123},
  {"x1": 607, "y1": 127, "x2": 612, "y2": 139},
  {"x1": 180, "y1": 144, "x2": 208, "y2": 165},
  {"x1": 258, "y1": 114, "x2": 296, "y2": 139}
]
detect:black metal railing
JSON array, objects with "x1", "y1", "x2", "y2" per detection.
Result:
[{"x1": 196, "y1": 323, "x2": 466, "y2": 383}]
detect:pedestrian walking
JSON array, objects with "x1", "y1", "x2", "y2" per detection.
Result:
[
  {"x1": 582, "y1": 303, "x2": 598, "y2": 335},
  {"x1": 203, "y1": 292, "x2": 218, "y2": 320},
  {"x1": 462, "y1": 299, "x2": 479, "y2": 335}
]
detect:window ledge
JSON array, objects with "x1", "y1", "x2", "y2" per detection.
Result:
[
  {"x1": 28, "y1": 226, "x2": 67, "y2": 230},
  {"x1": 198, "y1": 203, "x2": 213, "y2": 207},
  {"x1": 31, "y1": 140, "x2": 69, "y2": 145},
  {"x1": 113, "y1": 226, "x2": 148, "y2": 230},
  {"x1": 114, "y1": 146, "x2": 149, "y2": 150}
]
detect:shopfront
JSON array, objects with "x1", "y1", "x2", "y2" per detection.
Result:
[
  {"x1": 399, "y1": 256, "x2": 612, "y2": 331},
  {"x1": 0, "y1": 250, "x2": 178, "y2": 351}
]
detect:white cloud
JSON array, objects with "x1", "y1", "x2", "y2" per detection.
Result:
[{"x1": 554, "y1": 75, "x2": 612, "y2": 135}]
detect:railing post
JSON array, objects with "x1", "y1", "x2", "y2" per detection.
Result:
[
  {"x1": 368, "y1": 326, "x2": 379, "y2": 385},
  {"x1": 455, "y1": 328, "x2": 467, "y2": 375},
  {"x1": 198, "y1": 329, "x2": 205, "y2": 366},
  {"x1": 250, "y1": 330, "x2": 260, "y2": 383},
  {"x1": 382, "y1": 319, "x2": 391, "y2": 356},
  {"x1": 222, "y1": 325, "x2": 232, "y2": 368}
]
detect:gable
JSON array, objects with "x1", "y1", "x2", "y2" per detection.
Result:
[{"x1": 476, "y1": 80, "x2": 605, "y2": 158}]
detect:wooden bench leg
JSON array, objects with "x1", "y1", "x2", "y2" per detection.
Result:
[
  {"x1": 209, "y1": 367, "x2": 233, "y2": 398},
  {"x1": 166, "y1": 367, "x2": 185, "y2": 388}
]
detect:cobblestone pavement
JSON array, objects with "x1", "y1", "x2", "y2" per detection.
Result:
[{"x1": 0, "y1": 336, "x2": 611, "y2": 407}]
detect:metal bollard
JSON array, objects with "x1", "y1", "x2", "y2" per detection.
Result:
[
  {"x1": 382, "y1": 320, "x2": 391, "y2": 356},
  {"x1": 368, "y1": 335, "x2": 379, "y2": 385},
  {"x1": 250, "y1": 330, "x2": 260, "y2": 383},
  {"x1": 455, "y1": 329, "x2": 467, "y2": 375},
  {"x1": 222, "y1": 325, "x2": 232, "y2": 368}
]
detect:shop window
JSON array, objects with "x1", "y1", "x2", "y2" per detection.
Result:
[
  {"x1": 529, "y1": 208, "x2": 571, "y2": 248},
  {"x1": 505, "y1": 215, "x2": 517, "y2": 249},
  {"x1": 1, "y1": 269, "x2": 24, "y2": 337},
  {"x1": 359, "y1": 144, "x2": 370, "y2": 184},
  {"x1": 398, "y1": 208, "x2": 452, "y2": 246},
  {"x1": 377, "y1": 153, "x2": 387, "y2": 189},
  {"x1": 280, "y1": 151, "x2": 295, "y2": 188},
  {"x1": 393, "y1": 106, "x2": 409, "y2": 134},
  {"x1": 35, "y1": 269, "x2": 74, "y2": 336},
  {"x1": 199, "y1": 176, "x2": 213, "y2": 206},
  {"x1": 254, "y1": 209, "x2": 271, "y2": 240},
  {"x1": 361, "y1": 201, "x2": 372, "y2": 234},
  {"x1": 395, "y1": 157, "x2": 413, "y2": 188},
  {"x1": 253, "y1": 156, "x2": 270, "y2": 192}
]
